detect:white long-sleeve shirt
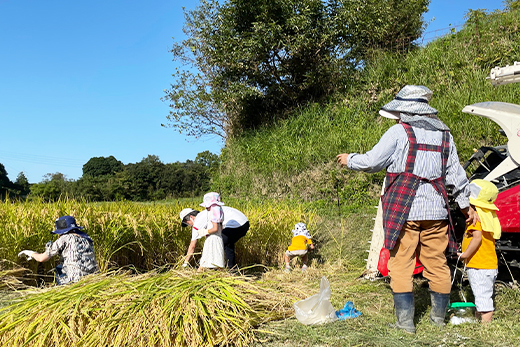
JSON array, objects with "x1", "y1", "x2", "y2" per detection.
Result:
[{"x1": 347, "y1": 123, "x2": 470, "y2": 221}]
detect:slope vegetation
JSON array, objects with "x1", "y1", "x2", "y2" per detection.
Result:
[{"x1": 216, "y1": 8, "x2": 520, "y2": 207}]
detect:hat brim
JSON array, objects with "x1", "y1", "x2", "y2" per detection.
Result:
[
  {"x1": 52, "y1": 226, "x2": 83, "y2": 235},
  {"x1": 199, "y1": 202, "x2": 225, "y2": 208},
  {"x1": 378, "y1": 110, "x2": 400, "y2": 119},
  {"x1": 382, "y1": 99, "x2": 438, "y2": 115},
  {"x1": 469, "y1": 198, "x2": 499, "y2": 211}
]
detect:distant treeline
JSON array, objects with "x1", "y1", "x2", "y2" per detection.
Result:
[{"x1": 0, "y1": 151, "x2": 219, "y2": 201}]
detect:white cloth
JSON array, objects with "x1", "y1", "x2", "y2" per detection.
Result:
[
  {"x1": 221, "y1": 206, "x2": 248, "y2": 228},
  {"x1": 292, "y1": 222, "x2": 312, "y2": 238},
  {"x1": 466, "y1": 268, "x2": 498, "y2": 312},
  {"x1": 199, "y1": 230, "x2": 225, "y2": 268},
  {"x1": 191, "y1": 208, "x2": 225, "y2": 268}
]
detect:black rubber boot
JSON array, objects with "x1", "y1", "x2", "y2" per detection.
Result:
[
  {"x1": 430, "y1": 291, "x2": 450, "y2": 326},
  {"x1": 391, "y1": 292, "x2": 416, "y2": 334}
]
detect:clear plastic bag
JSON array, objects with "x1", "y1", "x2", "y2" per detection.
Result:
[
  {"x1": 448, "y1": 302, "x2": 476, "y2": 325},
  {"x1": 293, "y1": 276, "x2": 338, "y2": 325}
]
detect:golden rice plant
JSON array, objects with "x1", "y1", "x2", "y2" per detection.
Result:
[
  {"x1": 0, "y1": 198, "x2": 192, "y2": 277},
  {"x1": 0, "y1": 198, "x2": 318, "y2": 281},
  {"x1": 0, "y1": 270, "x2": 300, "y2": 347},
  {"x1": 233, "y1": 200, "x2": 318, "y2": 267}
]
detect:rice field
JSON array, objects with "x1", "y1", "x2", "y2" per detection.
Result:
[
  {"x1": 0, "y1": 198, "x2": 318, "y2": 281},
  {"x1": 1, "y1": 199, "x2": 520, "y2": 346},
  {"x1": 0, "y1": 197, "x2": 319, "y2": 346}
]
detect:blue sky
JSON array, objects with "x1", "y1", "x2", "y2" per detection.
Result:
[{"x1": 0, "y1": 0, "x2": 505, "y2": 183}]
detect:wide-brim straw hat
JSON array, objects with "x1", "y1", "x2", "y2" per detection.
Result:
[
  {"x1": 380, "y1": 85, "x2": 438, "y2": 117},
  {"x1": 468, "y1": 179, "x2": 499, "y2": 211}
]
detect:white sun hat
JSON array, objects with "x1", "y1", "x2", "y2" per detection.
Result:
[
  {"x1": 200, "y1": 192, "x2": 225, "y2": 208},
  {"x1": 380, "y1": 85, "x2": 438, "y2": 116},
  {"x1": 180, "y1": 208, "x2": 196, "y2": 227}
]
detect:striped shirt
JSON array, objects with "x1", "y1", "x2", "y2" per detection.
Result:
[
  {"x1": 46, "y1": 233, "x2": 99, "y2": 285},
  {"x1": 347, "y1": 123, "x2": 470, "y2": 221}
]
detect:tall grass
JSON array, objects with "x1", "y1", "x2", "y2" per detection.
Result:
[{"x1": 0, "y1": 198, "x2": 318, "y2": 282}]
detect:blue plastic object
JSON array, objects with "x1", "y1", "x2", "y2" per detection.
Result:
[{"x1": 335, "y1": 301, "x2": 362, "y2": 320}]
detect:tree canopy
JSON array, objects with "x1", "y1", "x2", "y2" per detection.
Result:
[
  {"x1": 163, "y1": 0, "x2": 429, "y2": 139},
  {"x1": 82, "y1": 156, "x2": 124, "y2": 177},
  {"x1": 28, "y1": 152, "x2": 219, "y2": 202}
]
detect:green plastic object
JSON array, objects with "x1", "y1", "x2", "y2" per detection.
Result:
[{"x1": 448, "y1": 302, "x2": 476, "y2": 309}]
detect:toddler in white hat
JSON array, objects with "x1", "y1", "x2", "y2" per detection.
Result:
[{"x1": 284, "y1": 223, "x2": 315, "y2": 272}]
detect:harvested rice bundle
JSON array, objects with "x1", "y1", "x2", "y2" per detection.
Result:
[{"x1": 0, "y1": 270, "x2": 296, "y2": 347}]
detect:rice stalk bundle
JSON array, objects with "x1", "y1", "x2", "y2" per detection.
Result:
[
  {"x1": 0, "y1": 270, "x2": 297, "y2": 347},
  {"x1": 0, "y1": 268, "x2": 30, "y2": 292}
]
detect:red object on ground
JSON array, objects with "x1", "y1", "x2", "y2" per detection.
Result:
[
  {"x1": 377, "y1": 248, "x2": 390, "y2": 276},
  {"x1": 377, "y1": 248, "x2": 424, "y2": 277}
]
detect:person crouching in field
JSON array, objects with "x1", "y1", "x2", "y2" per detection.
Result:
[
  {"x1": 457, "y1": 179, "x2": 501, "y2": 324},
  {"x1": 18, "y1": 215, "x2": 99, "y2": 285},
  {"x1": 285, "y1": 223, "x2": 314, "y2": 272}
]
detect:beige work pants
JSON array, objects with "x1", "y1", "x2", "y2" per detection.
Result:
[{"x1": 388, "y1": 220, "x2": 451, "y2": 294}]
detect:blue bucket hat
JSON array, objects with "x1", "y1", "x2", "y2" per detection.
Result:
[{"x1": 52, "y1": 216, "x2": 83, "y2": 235}]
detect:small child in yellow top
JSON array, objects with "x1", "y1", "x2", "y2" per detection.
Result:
[
  {"x1": 457, "y1": 179, "x2": 501, "y2": 324},
  {"x1": 285, "y1": 223, "x2": 314, "y2": 272}
]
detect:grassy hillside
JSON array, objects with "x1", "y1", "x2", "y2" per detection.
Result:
[{"x1": 215, "y1": 7, "x2": 520, "y2": 207}]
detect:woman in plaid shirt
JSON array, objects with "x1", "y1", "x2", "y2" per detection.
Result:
[
  {"x1": 337, "y1": 85, "x2": 478, "y2": 334},
  {"x1": 19, "y1": 215, "x2": 99, "y2": 285}
]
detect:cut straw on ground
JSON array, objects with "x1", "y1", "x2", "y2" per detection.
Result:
[{"x1": 0, "y1": 269, "x2": 303, "y2": 347}]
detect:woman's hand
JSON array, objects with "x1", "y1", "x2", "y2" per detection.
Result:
[
  {"x1": 18, "y1": 250, "x2": 51, "y2": 262},
  {"x1": 18, "y1": 250, "x2": 35, "y2": 260},
  {"x1": 336, "y1": 153, "x2": 349, "y2": 167}
]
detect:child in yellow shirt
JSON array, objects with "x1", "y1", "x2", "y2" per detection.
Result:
[
  {"x1": 457, "y1": 179, "x2": 501, "y2": 324},
  {"x1": 285, "y1": 223, "x2": 314, "y2": 272}
]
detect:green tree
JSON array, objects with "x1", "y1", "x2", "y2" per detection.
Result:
[
  {"x1": 82, "y1": 156, "x2": 124, "y2": 177},
  {"x1": 335, "y1": 0, "x2": 429, "y2": 63},
  {"x1": 505, "y1": 0, "x2": 520, "y2": 11},
  {"x1": 14, "y1": 171, "x2": 31, "y2": 197},
  {"x1": 195, "y1": 151, "x2": 220, "y2": 170},
  {"x1": 0, "y1": 163, "x2": 13, "y2": 199},
  {"x1": 163, "y1": 0, "x2": 429, "y2": 138},
  {"x1": 124, "y1": 155, "x2": 166, "y2": 201},
  {"x1": 30, "y1": 173, "x2": 73, "y2": 201}
]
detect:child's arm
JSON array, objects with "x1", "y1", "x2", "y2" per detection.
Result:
[
  {"x1": 459, "y1": 229, "x2": 482, "y2": 259},
  {"x1": 206, "y1": 221, "x2": 222, "y2": 235}
]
